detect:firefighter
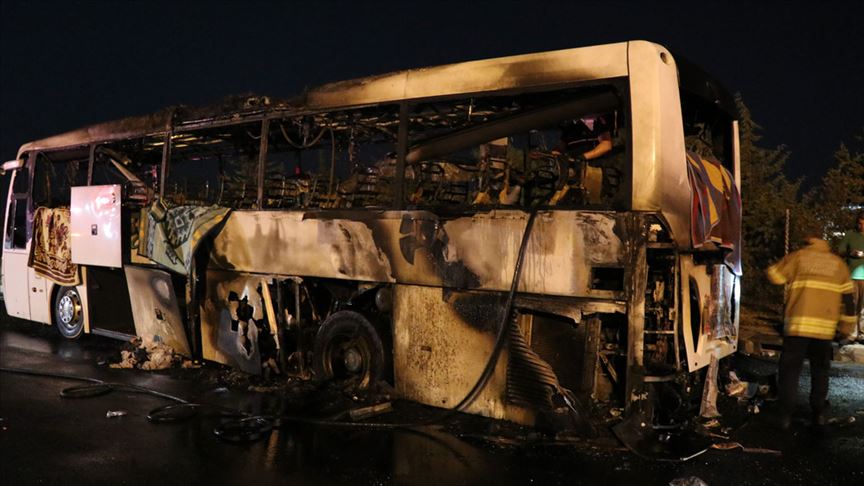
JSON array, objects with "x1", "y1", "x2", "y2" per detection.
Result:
[
  {"x1": 837, "y1": 211, "x2": 864, "y2": 342},
  {"x1": 766, "y1": 230, "x2": 857, "y2": 429}
]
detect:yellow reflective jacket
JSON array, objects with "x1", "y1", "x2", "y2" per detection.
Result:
[{"x1": 766, "y1": 239, "x2": 856, "y2": 340}]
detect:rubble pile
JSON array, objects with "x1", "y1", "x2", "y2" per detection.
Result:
[
  {"x1": 109, "y1": 337, "x2": 197, "y2": 370},
  {"x1": 837, "y1": 343, "x2": 864, "y2": 363}
]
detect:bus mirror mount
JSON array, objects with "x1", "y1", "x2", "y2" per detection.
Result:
[{"x1": 1, "y1": 159, "x2": 24, "y2": 175}]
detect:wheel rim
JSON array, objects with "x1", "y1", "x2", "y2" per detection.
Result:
[
  {"x1": 58, "y1": 291, "x2": 81, "y2": 331},
  {"x1": 323, "y1": 334, "x2": 374, "y2": 387}
]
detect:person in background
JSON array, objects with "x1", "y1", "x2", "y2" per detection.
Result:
[
  {"x1": 766, "y1": 229, "x2": 856, "y2": 429},
  {"x1": 837, "y1": 211, "x2": 864, "y2": 342}
]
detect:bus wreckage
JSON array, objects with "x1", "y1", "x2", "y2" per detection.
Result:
[{"x1": 2, "y1": 41, "x2": 742, "y2": 455}]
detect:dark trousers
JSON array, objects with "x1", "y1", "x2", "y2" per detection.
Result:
[{"x1": 778, "y1": 336, "x2": 832, "y2": 417}]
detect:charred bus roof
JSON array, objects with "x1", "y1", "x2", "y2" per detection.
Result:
[{"x1": 16, "y1": 40, "x2": 735, "y2": 159}]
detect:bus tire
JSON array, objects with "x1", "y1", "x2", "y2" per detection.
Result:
[
  {"x1": 313, "y1": 311, "x2": 383, "y2": 389},
  {"x1": 54, "y1": 286, "x2": 84, "y2": 340}
]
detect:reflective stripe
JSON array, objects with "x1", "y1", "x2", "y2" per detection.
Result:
[
  {"x1": 840, "y1": 315, "x2": 857, "y2": 323},
  {"x1": 786, "y1": 316, "x2": 837, "y2": 326},
  {"x1": 766, "y1": 266, "x2": 787, "y2": 284},
  {"x1": 787, "y1": 329, "x2": 835, "y2": 340},
  {"x1": 787, "y1": 316, "x2": 839, "y2": 327},
  {"x1": 786, "y1": 316, "x2": 837, "y2": 339},
  {"x1": 788, "y1": 280, "x2": 852, "y2": 293}
]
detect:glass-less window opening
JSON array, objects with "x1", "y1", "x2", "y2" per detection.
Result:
[
  {"x1": 404, "y1": 86, "x2": 628, "y2": 210},
  {"x1": 32, "y1": 149, "x2": 89, "y2": 209},
  {"x1": 165, "y1": 123, "x2": 262, "y2": 208},
  {"x1": 91, "y1": 135, "x2": 164, "y2": 206},
  {"x1": 263, "y1": 105, "x2": 401, "y2": 209},
  {"x1": 4, "y1": 161, "x2": 30, "y2": 250}
]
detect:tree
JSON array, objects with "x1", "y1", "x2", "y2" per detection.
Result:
[
  {"x1": 736, "y1": 95, "x2": 803, "y2": 305},
  {"x1": 808, "y1": 132, "x2": 864, "y2": 242}
]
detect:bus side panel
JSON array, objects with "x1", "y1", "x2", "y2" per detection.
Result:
[
  {"x1": 210, "y1": 210, "x2": 396, "y2": 284},
  {"x1": 392, "y1": 283, "x2": 535, "y2": 425},
  {"x1": 26, "y1": 266, "x2": 50, "y2": 323},
  {"x1": 628, "y1": 41, "x2": 690, "y2": 248},
  {"x1": 209, "y1": 210, "x2": 627, "y2": 299},
  {"x1": 2, "y1": 244, "x2": 31, "y2": 320}
]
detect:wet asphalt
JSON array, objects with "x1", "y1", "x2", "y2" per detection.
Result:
[{"x1": 1, "y1": 314, "x2": 863, "y2": 486}]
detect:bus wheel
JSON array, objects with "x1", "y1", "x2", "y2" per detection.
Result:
[
  {"x1": 313, "y1": 311, "x2": 383, "y2": 389},
  {"x1": 54, "y1": 286, "x2": 84, "y2": 339}
]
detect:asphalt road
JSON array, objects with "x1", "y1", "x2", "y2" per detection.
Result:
[{"x1": 1, "y1": 314, "x2": 863, "y2": 486}]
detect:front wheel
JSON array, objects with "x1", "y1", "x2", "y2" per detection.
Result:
[
  {"x1": 54, "y1": 286, "x2": 84, "y2": 339},
  {"x1": 313, "y1": 311, "x2": 384, "y2": 389}
]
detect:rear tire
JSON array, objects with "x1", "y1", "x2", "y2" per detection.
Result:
[
  {"x1": 54, "y1": 286, "x2": 84, "y2": 339},
  {"x1": 313, "y1": 311, "x2": 384, "y2": 389}
]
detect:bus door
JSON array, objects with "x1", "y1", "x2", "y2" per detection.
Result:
[
  {"x1": 2, "y1": 159, "x2": 32, "y2": 320},
  {"x1": 26, "y1": 263, "x2": 49, "y2": 322}
]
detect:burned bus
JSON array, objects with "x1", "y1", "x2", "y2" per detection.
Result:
[{"x1": 2, "y1": 41, "x2": 741, "y2": 433}]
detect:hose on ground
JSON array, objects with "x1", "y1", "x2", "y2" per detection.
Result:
[{"x1": 0, "y1": 364, "x2": 434, "y2": 441}]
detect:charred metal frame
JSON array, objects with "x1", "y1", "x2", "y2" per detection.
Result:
[
  {"x1": 159, "y1": 115, "x2": 173, "y2": 200},
  {"x1": 255, "y1": 119, "x2": 270, "y2": 209},
  {"x1": 6, "y1": 41, "x2": 741, "y2": 432},
  {"x1": 395, "y1": 103, "x2": 409, "y2": 209}
]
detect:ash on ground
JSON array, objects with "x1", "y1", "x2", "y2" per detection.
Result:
[{"x1": 108, "y1": 337, "x2": 198, "y2": 370}]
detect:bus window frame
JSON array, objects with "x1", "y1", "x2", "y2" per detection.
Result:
[
  {"x1": 399, "y1": 84, "x2": 630, "y2": 212},
  {"x1": 146, "y1": 81, "x2": 630, "y2": 215},
  {"x1": 163, "y1": 120, "x2": 265, "y2": 208},
  {"x1": 4, "y1": 154, "x2": 33, "y2": 250},
  {"x1": 5, "y1": 193, "x2": 29, "y2": 250},
  {"x1": 31, "y1": 149, "x2": 90, "y2": 209}
]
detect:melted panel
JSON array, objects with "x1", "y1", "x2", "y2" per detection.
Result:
[
  {"x1": 679, "y1": 256, "x2": 738, "y2": 372},
  {"x1": 211, "y1": 209, "x2": 626, "y2": 298},
  {"x1": 392, "y1": 284, "x2": 533, "y2": 425},
  {"x1": 125, "y1": 266, "x2": 190, "y2": 355},
  {"x1": 201, "y1": 270, "x2": 273, "y2": 374}
]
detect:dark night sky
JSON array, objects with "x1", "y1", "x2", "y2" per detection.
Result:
[{"x1": 1, "y1": 0, "x2": 862, "y2": 184}]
